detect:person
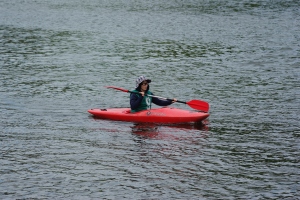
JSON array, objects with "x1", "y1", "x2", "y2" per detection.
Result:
[{"x1": 130, "y1": 76, "x2": 176, "y2": 113}]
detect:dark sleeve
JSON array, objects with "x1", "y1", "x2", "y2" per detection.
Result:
[
  {"x1": 130, "y1": 93, "x2": 143, "y2": 110},
  {"x1": 152, "y1": 95, "x2": 173, "y2": 106}
]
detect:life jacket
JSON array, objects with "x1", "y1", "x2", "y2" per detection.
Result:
[{"x1": 131, "y1": 90, "x2": 152, "y2": 113}]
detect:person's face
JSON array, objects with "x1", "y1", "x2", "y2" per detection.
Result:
[{"x1": 141, "y1": 81, "x2": 148, "y2": 91}]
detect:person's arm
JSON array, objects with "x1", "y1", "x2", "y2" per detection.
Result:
[
  {"x1": 130, "y1": 93, "x2": 143, "y2": 110},
  {"x1": 152, "y1": 94, "x2": 174, "y2": 106}
]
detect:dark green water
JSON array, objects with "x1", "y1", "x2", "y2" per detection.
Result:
[{"x1": 1, "y1": 0, "x2": 299, "y2": 199}]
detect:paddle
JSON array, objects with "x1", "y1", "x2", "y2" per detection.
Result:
[{"x1": 106, "y1": 86, "x2": 209, "y2": 112}]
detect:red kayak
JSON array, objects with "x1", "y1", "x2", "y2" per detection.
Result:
[{"x1": 88, "y1": 107, "x2": 209, "y2": 123}]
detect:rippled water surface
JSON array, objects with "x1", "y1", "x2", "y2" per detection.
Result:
[{"x1": 1, "y1": 0, "x2": 299, "y2": 199}]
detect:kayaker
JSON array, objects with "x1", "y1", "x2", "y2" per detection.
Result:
[{"x1": 130, "y1": 76, "x2": 176, "y2": 113}]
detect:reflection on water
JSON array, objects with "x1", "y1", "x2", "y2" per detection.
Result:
[
  {"x1": 131, "y1": 121, "x2": 209, "y2": 139},
  {"x1": 90, "y1": 116, "x2": 209, "y2": 140}
]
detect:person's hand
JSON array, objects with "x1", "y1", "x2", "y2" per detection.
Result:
[
  {"x1": 172, "y1": 98, "x2": 177, "y2": 103},
  {"x1": 140, "y1": 92, "x2": 145, "y2": 96}
]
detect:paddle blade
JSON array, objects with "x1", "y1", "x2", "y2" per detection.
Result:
[
  {"x1": 106, "y1": 86, "x2": 129, "y2": 93},
  {"x1": 186, "y1": 100, "x2": 209, "y2": 112}
]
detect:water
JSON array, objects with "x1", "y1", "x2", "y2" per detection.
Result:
[{"x1": 1, "y1": 0, "x2": 299, "y2": 199}]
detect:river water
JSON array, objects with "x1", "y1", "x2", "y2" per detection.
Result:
[{"x1": 1, "y1": 0, "x2": 299, "y2": 199}]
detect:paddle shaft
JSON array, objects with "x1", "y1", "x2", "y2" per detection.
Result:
[
  {"x1": 134, "y1": 92, "x2": 175, "y2": 102},
  {"x1": 144, "y1": 94, "x2": 186, "y2": 104},
  {"x1": 140, "y1": 93, "x2": 198, "y2": 106}
]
